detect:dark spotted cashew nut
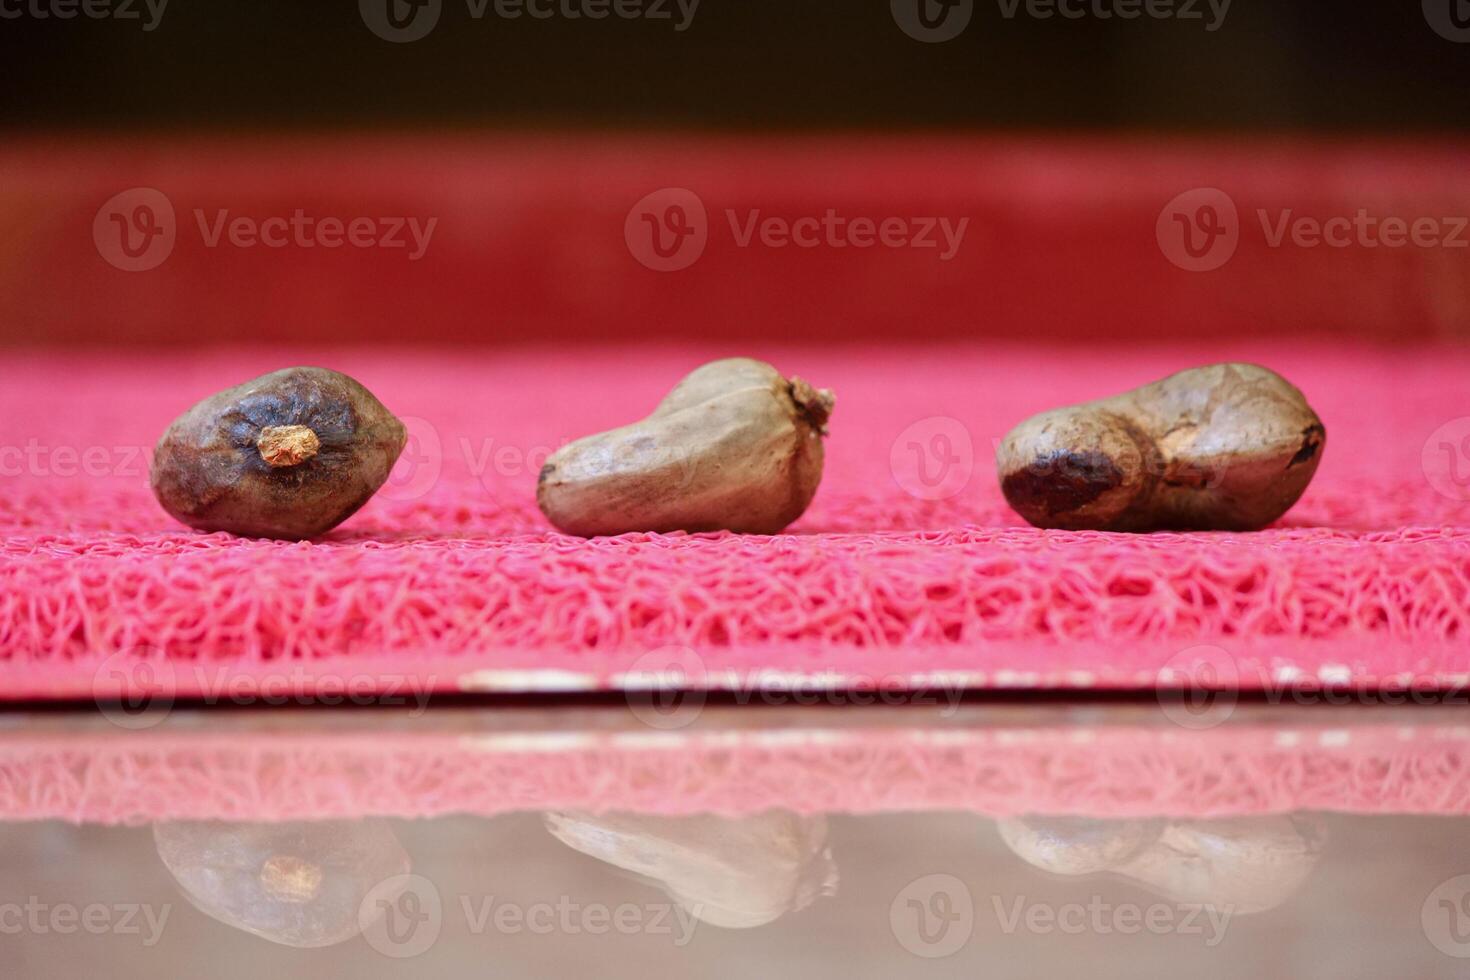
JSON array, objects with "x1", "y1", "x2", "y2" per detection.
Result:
[
  {"x1": 997, "y1": 363, "x2": 1325, "y2": 531},
  {"x1": 151, "y1": 367, "x2": 406, "y2": 540}
]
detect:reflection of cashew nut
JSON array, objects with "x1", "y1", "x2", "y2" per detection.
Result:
[
  {"x1": 1114, "y1": 815, "x2": 1326, "y2": 914},
  {"x1": 154, "y1": 820, "x2": 411, "y2": 947},
  {"x1": 544, "y1": 810, "x2": 837, "y2": 929},
  {"x1": 997, "y1": 814, "x2": 1326, "y2": 915},
  {"x1": 996, "y1": 816, "x2": 1164, "y2": 875}
]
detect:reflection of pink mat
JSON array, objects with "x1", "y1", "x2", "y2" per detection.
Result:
[
  {"x1": 2, "y1": 715, "x2": 1467, "y2": 823},
  {"x1": 2, "y1": 343, "x2": 1468, "y2": 696}
]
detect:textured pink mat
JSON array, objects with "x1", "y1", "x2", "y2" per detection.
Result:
[
  {"x1": 2, "y1": 342, "x2": 1468, "y2": 696},
  {"x1": 2, "y1": 717, "x2": 1466, "y2": 824}
]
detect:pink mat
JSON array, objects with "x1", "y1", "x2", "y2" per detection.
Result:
[
  {"x1": 2, "y1": 716, "x2": 1466, "y2": 824},
  {"x1": 2, "y1": 342, "x2": 1468, "y2": 696}
]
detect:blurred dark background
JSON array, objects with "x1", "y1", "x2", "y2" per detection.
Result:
[
  {"x1": 3, "y1": 1, "x2": 1468, "y2": 349},
  {"x1": 2, "y1": 0, "x2": 1469, "y2": 132}
]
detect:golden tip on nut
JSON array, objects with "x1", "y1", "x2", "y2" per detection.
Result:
[
  {"x1": 258, "y1": 855, "x2": 325, "y2": 904},
  {"x1": 789, "y1": 376, "x2": 835, "y2": 432},
  {"x1": 257, "y1": 425, "x2": 321, "y2": 468}
]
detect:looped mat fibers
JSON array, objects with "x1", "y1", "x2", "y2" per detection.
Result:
[
  {"x1": 1, "y1": 718, "x2": 1467, "y2": 824},
  {"x1": 2, "y1": 343, "x2": 1468, "y2": 697}
]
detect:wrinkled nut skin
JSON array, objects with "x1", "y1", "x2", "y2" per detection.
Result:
[
  {"x1": 537, "y1": 357, "x2": 835, "y2": 536},
  {"x1": 997, "y1": 363, "x2": 1326, "y2": 531},
  {"x1": 150, "y1": 367, "x2": 407, "y2": 540}
]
